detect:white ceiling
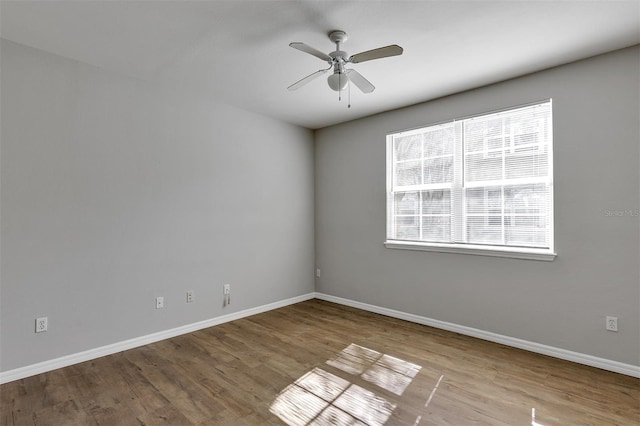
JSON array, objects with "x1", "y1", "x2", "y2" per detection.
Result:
[{"x1": 1, "y1": 1, "x2": 639, "y2": 129}]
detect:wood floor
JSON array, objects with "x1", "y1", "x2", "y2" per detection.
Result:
[{"x1": 1, "y1": 299, "x2": 638, "y2": 425}]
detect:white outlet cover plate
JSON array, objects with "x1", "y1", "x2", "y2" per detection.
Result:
[
  {"x1": 606, "y1": 316, "x2": 618, "y2": 331},
  {"x1": 35, "y1": 317, "x2": 48, "y2": 333}
]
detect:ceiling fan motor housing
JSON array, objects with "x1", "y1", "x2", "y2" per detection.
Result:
[
  {"x1": 329, "y1": 51, "x2": 349, "y2": 63},
  {"x1": 327, "y1": 49, "x2": 349, "y2": 91}
]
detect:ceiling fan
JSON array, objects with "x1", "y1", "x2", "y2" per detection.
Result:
[{"x1": 287, "y1": 30, "x2": 403, "y2": 96}]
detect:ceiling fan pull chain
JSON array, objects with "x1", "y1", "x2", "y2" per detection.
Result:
[{"x1": 348, "y1": 80, "x2": 351, "y2": 108}]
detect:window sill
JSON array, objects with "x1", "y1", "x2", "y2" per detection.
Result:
[{"x1": 384, "y1": 240, "x2": 556, "y2": 261}]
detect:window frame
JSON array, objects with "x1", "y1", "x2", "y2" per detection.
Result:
[{"x1": 385, "y1": 100, "x2": 556, "y2": 261}]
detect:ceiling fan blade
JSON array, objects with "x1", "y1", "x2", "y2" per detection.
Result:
[
  {"x1": 346, "y1": 69, "x2": 375, "y2": 93},
  {"x1": 349, "y1": 44, "x2": 403, "y2": 64},
  {"x1": 289, "y1": 42, "x2": 332, "y2": 62},
  {"x1": 287, "y1": 69, "x2": 328, "y2": 91}
]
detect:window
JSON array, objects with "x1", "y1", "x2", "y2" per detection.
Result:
[{"x1": 386, "y1": 101, "x2": 555, "y2": 260}]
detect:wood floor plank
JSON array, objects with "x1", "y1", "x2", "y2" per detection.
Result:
[{"x1": 1, "y1": 299, "x2": 638, "y2": 425}]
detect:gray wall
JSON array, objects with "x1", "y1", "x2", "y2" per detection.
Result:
[
  {"x1": 0, "y1": 40, "x2": 315, "y2": 371},
  {"x1": 315, "y1": 46, "x2": 640, "y2": 366},
  {"x1": 2, "y1": 38, "x2": 638, "y2": 373}
]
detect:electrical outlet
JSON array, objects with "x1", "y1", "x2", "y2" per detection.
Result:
[
  {"x1": 156, "y1": 296, "x2": 164, "y2": 309},
  {"x1": 316, "y1": 268, "x2": 321, "y2": 278},
  {"x1": 186, "y1": 291, "x2": 194, "y2": 303},
  {"x1": 35, "y1": 317, "x2": 48, "y2": 333},
  {"x1": 222, "y1": 284, "x2": 231, "y2": 307},
  {"x1": 606, "y1": 316, "x2": 618, "y2": 332}
]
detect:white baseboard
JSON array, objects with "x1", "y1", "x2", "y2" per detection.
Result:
[
  {"x1": 314, "y1": 292, "x2": 640, "y2": 378},
  {"x1": 0, "y1": 293, "x2": 315, "y2": 385},
  {"x1": 3, "y1": 291, "x2": 638, "y2": 384}
]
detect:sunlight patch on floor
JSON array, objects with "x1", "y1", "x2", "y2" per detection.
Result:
[
  {"x1": 424, "y1": 374, "x2": 444, "y2": 408},
  {"x1": 328, "y1": 344, "x2": 421, "y2": 396},
  {"x1": 531, "y1": 408, "x2": 547, "y2": 426},
  {"x1": 326, "y1": 344, "x2": 380, "y2": 375},
  {"x1": 270, "y1": 344, "x2": 422, "y2": 425},
  {"x1": 270, "y1": 367, "x2": 394, "y2": 426}
]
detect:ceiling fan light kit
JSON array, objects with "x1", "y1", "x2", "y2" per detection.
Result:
[
  {"x1": 288, "y1": 30, "x2": 403, "y2": 103},
  {"x1": 327, "y1": 72, "x2": 348, "y2": 91}
]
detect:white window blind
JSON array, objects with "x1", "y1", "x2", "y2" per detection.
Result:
[{"x1": 386, "y1": 101, "x2": 554, "y2": 259}]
